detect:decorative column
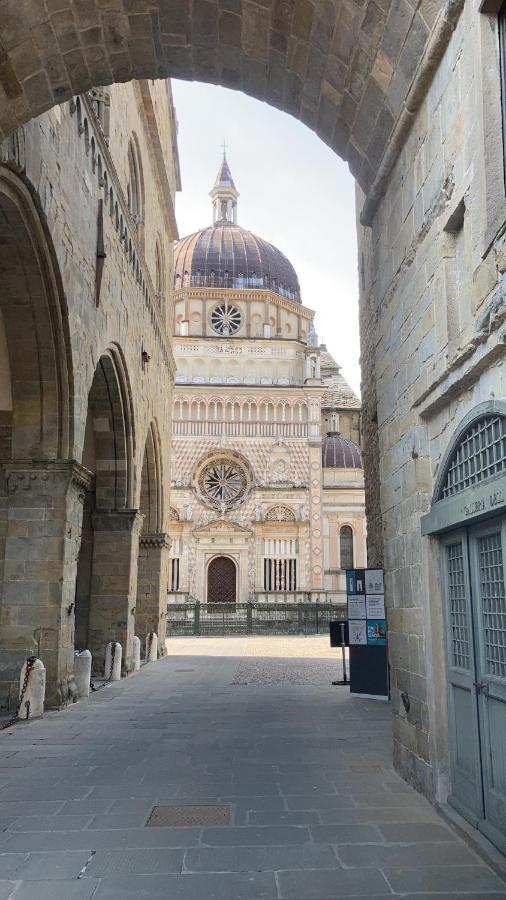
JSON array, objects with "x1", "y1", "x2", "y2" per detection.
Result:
[
  {"x1": 1, "y1": 460, "x2": 93, "y2": 708},
  {"x1": 89, "y1": 509, "x2": 143, "y2": 675},
  {"x1": 136, "y1": 532, "x2": 171, "y2": 657},
  {"x1": 307, "y1": 395, "x2": 324, "y2": 595}
]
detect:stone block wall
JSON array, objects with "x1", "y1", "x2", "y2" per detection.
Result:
[{"x1": 357, "y1": 1, "x2": 506, "y2": 800}]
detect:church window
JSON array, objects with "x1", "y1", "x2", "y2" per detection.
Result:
[
  {"x1": 211, "y1": 302, "x2": 242, "y2": 336},
  {"x1": 170, "y1": 558, "x2": 180, "y2": 591},
  {"x1": 340, "y1": 525, "x2": 354, "y2": 570},
  {"x1": 264, "y1": 558, "x2": 297, "y2": 591},
  {"x1": 196, "y1": 453, "x2": 251, "y2": 510}
]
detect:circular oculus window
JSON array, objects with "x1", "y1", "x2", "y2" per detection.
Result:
[
  {"x1": 211, "y1": 302, "x2": 241, "y2": 336},
  {"x1": 197, "y1": 455, "x2": 250, "y2": 510}
]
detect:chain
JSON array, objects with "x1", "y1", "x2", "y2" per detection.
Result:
[
  {"x1": 0, "y1": 656, "x2": 37, "y2": 731},
  {"x1": 108, "y1": 641, "x2": 117, "y2": 681}
]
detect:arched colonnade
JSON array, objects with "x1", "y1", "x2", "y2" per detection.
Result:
[{"x1": 0, "y1": 165, "x2": 168, "y2": 707}]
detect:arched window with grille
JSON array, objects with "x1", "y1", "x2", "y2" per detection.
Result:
[{"x1": 340, "y1": 525, "x2": 354, "y2": 570}]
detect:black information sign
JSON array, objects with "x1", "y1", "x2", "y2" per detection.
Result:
[{"x1": 346, "y1": 568, "x2": 389, "y2": 700}]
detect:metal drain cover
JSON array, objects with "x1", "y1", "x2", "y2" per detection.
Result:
[{"x1": 146, "y1": 804, "x2": 231, "y2": 827}]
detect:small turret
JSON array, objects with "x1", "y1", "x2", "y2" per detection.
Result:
[{"x1": 210, "y1": 147, "x2": 239, "y2": 224}]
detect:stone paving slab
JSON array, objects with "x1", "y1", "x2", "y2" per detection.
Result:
[{"x1": 0, "y1": 635, "x2": 504, "y2": 898}]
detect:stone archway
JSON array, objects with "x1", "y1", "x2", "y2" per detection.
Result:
[
  {"x1": 74, "y1": 348, "x2": 140, "y2": 676},
  {"x1": 0, "y1": 3, "x2": 459, "y2": 218},
  {"x1": 0, "y1": 165, "x2": 77, "y2": 709},
  {"x1": 135, "y1": 421, "x2": 170, "y2": 653}
]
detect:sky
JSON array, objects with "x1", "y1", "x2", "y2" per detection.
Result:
[{"x1": 171, "y1": 80, "x2": 361, "y2": 395}]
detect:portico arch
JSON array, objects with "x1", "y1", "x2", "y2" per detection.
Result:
[
  {"x1": 0, "y1": 165, "x2": 75, "y2": 708},
  {"x1": 136, "y1": 421, "x2": 170, "y2": 652},
  {"x1": 74, "y1": 348, "x2": 139, "y2": 674},
  {"x1": 0, "y1": 166, "x2": 72, "y2": 460}
]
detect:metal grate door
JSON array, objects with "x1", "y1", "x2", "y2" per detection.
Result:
[
  {"x1": 446, "y1": 542, "x2": 470, "y2": 670},
  {"x1": 477, "y1": 533, "x2": 506, "y2": 679}
]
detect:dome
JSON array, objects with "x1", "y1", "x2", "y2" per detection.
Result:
[
  {"x1": 322, "y1": 434, "x2": 363, "y2": 469},
  {"x1": 174, "y1": 223, "x2": 301, "y2": 303}
]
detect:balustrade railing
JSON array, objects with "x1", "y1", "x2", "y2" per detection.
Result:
[{"x1": 172, "y1": 420, "x2": 308, "y2": 437}]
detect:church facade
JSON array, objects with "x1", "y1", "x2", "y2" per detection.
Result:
[{"x1": 168, "y1": 156, "x2": 366, "y2": 607}]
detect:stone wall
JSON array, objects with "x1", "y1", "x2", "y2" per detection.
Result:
[{"x1": 357, "y1": 1, "x2": 506, "y2": 799}]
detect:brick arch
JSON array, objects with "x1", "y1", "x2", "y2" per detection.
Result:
[
  {"x1": 0, "y1": 165, "x2": 72, "y2": 460},
  {"x1": 86, "y1": 348, "x2": 135, "y2": 510},
  {"x1": 0, "y1": 3, "x2": 453, "y2": 205}
]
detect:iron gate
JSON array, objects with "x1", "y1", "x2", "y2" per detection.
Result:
[{"x1": 166, "y1": 602, "x2": 346, "y2": 636}]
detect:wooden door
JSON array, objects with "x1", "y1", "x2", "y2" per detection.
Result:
[{"x1": 207, "y1": 556, "x2": 237, "y2": 603}]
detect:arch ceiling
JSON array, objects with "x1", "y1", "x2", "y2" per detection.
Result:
[{"x1": 0, "y1": 2, "x2": 461, "y2": 211}]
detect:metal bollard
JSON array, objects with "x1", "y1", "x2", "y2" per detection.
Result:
[
  {"x1": 146, "y1": 631, "x2": 158, "y2": 662},
  {"x1": 132, "y1": 636, "x2": 141, "y2": 672},
  {"x1": 74, "y1": 650, "x2": 92, "y2": 698},
  {"x1": 104, "y1": 641, "x2": 122, "y2": 681},
  {"x1": 19, "y1": 657, "x2": 45, "y2": 719}
]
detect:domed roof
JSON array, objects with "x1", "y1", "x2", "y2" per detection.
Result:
[
  {"x1": 322, "y1": 434, "x2": 363, "y2": 469},
  {"x1": 174, "y1": 222, "x2": 301, "y2": 303},
  {"x1": 173, "y1": 152, "x2": 301, "y2": 302}
]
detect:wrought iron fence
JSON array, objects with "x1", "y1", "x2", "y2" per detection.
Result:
[{"x1": 166, "y1": 602, "x2": 347, "y2": 636}]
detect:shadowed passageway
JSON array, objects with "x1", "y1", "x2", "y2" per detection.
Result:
[{"x1": 0, "y1": 637, "x2": 504, "y2": 899}]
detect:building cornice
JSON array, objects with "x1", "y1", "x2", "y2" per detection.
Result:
[{"x1": 173, "y1": 286, "x2": 315, "y2": 318}]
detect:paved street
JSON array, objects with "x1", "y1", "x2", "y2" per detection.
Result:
[{"x1": 0, "y1": 636, "x2": 504, "y2": 899}]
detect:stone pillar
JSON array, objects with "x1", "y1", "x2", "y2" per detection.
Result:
[
  {"x1": 1, "y1": 460, "x2": 93, "y2": 709},
  {"x1": 136, "y1": 533, "x2": 170, "y2": 657},
  {"x1": 89, "y1": 509, "x2": 143, "y2": 676}
]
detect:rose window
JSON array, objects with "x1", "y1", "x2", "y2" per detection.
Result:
[
  {"x1": 198, "y1": 456, "x2": 249, "y2": 509},
  {"x1": 211, "y1": 302, "x2": 241, "y2": 336}
]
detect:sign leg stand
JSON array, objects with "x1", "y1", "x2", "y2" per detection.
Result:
[{"x1": 332, "y1": 624, "x2": 349, "y2": 686}]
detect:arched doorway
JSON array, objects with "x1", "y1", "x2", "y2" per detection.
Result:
[
  {"x1": 421, "y1": 402, "x2": 506, "y2": 854},
  {"x1": 207, "y1": 556, "x2": 237, "y2": 604}
]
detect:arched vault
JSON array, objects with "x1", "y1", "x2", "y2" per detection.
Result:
[{"x1": 0, "y1": 1, "x2": 463, "y2": 221}]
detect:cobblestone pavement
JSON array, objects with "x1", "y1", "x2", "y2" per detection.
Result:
[{"x1": 0, "y1": 636, "x2": 505, "y2": 899}]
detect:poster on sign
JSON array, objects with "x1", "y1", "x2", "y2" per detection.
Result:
[
  {"x1": 349, "y1": 620, "x2": 367, "y2": 645},
  {"x1": 365, "y1": 569, "x2": 384, "y2": 594},
  {"x1": 366, "y1": 594, "x2": 385, "y2": 619},
  {"x1": 367, "y1": 619, "x2": 387, "y2": 646},
  {"x1": 346, "y1": 569, "x2": 366, "y2": 595},
  {"x1": 348, "y1": 595, "x2": 366, "y2": 619}
]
